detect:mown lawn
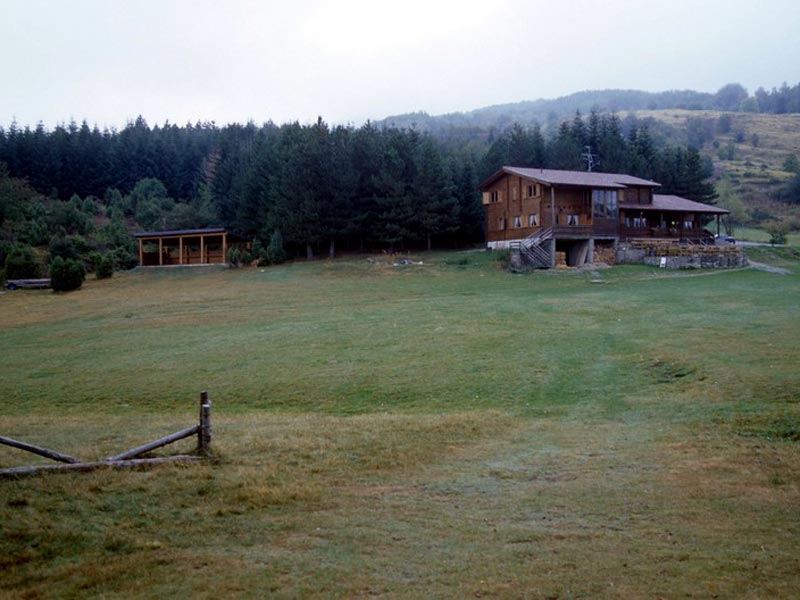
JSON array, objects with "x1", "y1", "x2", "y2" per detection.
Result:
[
  {"x1": 1, "y1": 251, "x2": 799, "y2": 598},
  {"x1": 735, "y1": 226, "x2": 800, "y2": 246}
]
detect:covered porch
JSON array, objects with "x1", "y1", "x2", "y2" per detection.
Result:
[
  {"x1": 134, "y1": 228, "x2": 251, "y2": 267},
  {"x1": 619, "y1": 195, "x2": 728, "y2": 243}
]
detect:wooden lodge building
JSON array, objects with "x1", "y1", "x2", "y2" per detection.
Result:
[
  {"x1": 479, "y1": 167, "x2": 729, "y2": 268},
  {"x1": 134, "y1": 228, "x2": 252, "y2": 267}
]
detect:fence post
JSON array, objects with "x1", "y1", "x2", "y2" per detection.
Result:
[{"x1": 199, "y1": 391, "x2": 212, "y2": 456}]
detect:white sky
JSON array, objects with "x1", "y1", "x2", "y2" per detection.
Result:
[{"x1": 1, "y1": 0, "x2": 799, "y2": 130}]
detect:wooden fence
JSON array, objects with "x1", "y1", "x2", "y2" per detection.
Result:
[{"x1": 0, "y1": 391, "x2": 212, "y2": 479}]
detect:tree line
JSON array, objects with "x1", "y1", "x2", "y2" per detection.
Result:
[
  {"x1": 480, "y1": 111, "x2": 718, "y2": 204},
  {"x1": 1, "y1": 110, "x2": 727, "y2": 283}
]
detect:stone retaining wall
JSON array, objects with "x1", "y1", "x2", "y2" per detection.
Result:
[{"x1": 616, "y1": 242, "x2": 746, "y2": 269}]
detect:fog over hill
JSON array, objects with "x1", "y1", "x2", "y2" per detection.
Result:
[{"x1": 378, "y1": 84, "x2": 800, "y2": 135}]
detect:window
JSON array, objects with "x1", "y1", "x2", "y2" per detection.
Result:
[
  {"x1": 528, "y1": 213, "x2": 539, "y2": 227},
  {"x1": 527, "y1": 184, "x2": 539, "y2": 198},
  {"x1": 684, "y1": 220, "x2": 694, "y2": 230},
  {"x1": 498, "y1": 217, "x2": 505, "y2": 230},
  {"x1": 592, "y1": 189, "x2": 619, "y2": 218},
  {"x1": 625, "y1": 217, "x2": 648, "y2": 228},
  {"x1": 567, "y1": 214, "x2": 580, "y2": 226},
  {"x1": 513, "y1": 216, "x2": 522, "y2": 228},
  {"x1": 490, "y1": 190, "x2": 500, "y2": 203}
]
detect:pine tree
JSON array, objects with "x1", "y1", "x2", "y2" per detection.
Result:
[
  {"x1": 414, "y1": 137, "x2": 460, "y2": 251},
  {"x1": 682, "y1": 148, "x2": 718, "y2": 204},
  {"x1": 548, "y1": 122, "x2": 582, "y2": 170}
]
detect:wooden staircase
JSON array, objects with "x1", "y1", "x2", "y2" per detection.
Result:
[{"x1": 510, "y1": 226, "x2": 553, "y2": 269}]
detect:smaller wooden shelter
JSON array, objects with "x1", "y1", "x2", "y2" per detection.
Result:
[{"x1": 133, "y1": 228, "x2": 251, "y2": 267}]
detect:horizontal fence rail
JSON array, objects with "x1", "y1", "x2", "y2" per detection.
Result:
[{"x1": 0, "y1": 391, "x2": 213, "y2": 479}]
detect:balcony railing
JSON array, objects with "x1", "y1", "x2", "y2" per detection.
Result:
[{"x1": 551, "y1": 225, "x2": 592, "y2": 238}]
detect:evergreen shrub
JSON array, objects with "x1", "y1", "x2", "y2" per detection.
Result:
[
  {"x1": 266, "y1": 230, "x2": 286, "y2": 264},
  {"x1": 227, "y1": 247, "x2": 241, "y2": 267},
  {"x1": 50, "y1": 256, "x2": 86, "y2": 292},
  {"x1": 96, "y1": 254, "x2": 115, "y2": 279},
  {"x1": 4, "y1": 244, "x2": 40, "y2": 279}
]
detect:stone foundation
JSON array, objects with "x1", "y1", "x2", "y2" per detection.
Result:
[{"x1": 616, "y1": 242, "x2": 746, "y2": 269}]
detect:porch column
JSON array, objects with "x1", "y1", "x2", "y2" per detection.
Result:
[
  {"x1": 222, "y1": 232, "x2": 228, "y2": 264},
  {"x1": 550, "y1": 186, "x2": 556, "y2": 227},
  {"x1": 200, "y1": 235, "x2": 205, "y2": 264},
  {"x1": 138, "y1": 238, "x2": 143, "y2": 266},
  {"x1": 679, "y1": 213, "x2": 685, "y2": 242},
  {"x1": 716, "y1": 215, "x2": 721, "y2": 237},
  {"x1": 158, "y1": 238, "x2": 163, "y2": 266},
  {"x1": 179, "y1": 236, "x2": 184, "y2": 265}
]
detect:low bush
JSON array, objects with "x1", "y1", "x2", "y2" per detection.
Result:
[
  {"x1": 95, "y1": 254, "x2": 115, "y2": 279},
  {"x1": 4, "y1": 244, "x2": 40, "y2": 279},
  {"x1": 49, "y1": 256, "x2": 86, "y2": 292},
  {"x1": 113, "y1": 248, "x2": 139, "y2": 270},
  {"x1": 227, "y1": 247, "x2": 241, "y2": 268},
  {"x1": 766, "y1": 221, "x2": 789, "y2": 245}
]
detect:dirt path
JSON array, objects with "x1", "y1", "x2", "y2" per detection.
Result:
[{"x1": 748, "y1": 260, "x2": 793, "y2": 274}]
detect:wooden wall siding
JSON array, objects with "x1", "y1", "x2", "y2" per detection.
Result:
[
  {"x1": 622, "y1": 187, "x2": 653, "y2": 205},
  {"x1": 552, "y1": 188, "x2": 591, "y2": 226},
  {"x1": 485, "y1": 174, "x2": 598, "y2": 241},
  {"x1": 485, "y1": 175, "x2": 547, "y2": 242}
]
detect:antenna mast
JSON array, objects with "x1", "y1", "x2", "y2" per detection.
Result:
[{"x1": 582, "y1": 145, "x2": 598, "y2": 172}]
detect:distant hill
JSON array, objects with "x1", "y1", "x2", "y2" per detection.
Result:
[
  {"x1": 634, "y1": 109, "x2": 800, "y2": 211},
  {"x1": 378, "y1": 83, "x2": 800, "y2": 136},
  {"x1": 378, "y1": 89, "x2": 718, "y2": 133}
]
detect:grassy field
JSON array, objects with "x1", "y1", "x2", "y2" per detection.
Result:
[
  {"x1": 734, "y1": 226, "x2": 800, "y2": 246},
  {"x1": 1, "y1": 252, "x2": 799, "y2": 598}
]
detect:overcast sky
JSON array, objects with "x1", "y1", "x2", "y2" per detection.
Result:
[{"x1": 1, "y1": 0, "x2": 798, "y2": 130}]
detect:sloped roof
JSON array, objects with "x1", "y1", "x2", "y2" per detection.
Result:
[
  {"x1": 620, "y1": 195, "x2": 729, "y2": 214},
  {"x1": 134, "y1": 227, "x2": 251, "y2": 242},
  {"x1": 479, "y1": 167, "x2": 661, "y2": 190},
  {"x1": 134, "y1": 227, "x2": 227, "y2": 238}
]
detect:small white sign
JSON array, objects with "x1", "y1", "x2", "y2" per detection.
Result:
[{"x1": 659, "y1": 257, "x2": 667, "y2": 268}]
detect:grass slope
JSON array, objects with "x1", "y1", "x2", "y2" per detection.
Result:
[
  {"x1": 1, "y1": 252, "x2": 799, "y2": 598},
  {"x1": 636, "y1": 109, "x2": 800, "y2": 217}
]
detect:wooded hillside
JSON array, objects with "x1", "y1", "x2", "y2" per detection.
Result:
[{"x1": 2, "y1": 83, "x2": 799, "y2": 281}]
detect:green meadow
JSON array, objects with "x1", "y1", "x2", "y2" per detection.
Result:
[{"x1": 1, "y1": 251, "x2": 799, "y2": 598}]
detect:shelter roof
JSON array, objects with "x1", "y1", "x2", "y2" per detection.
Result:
[
  {"x1": 133, "y1": 227, "x2": 250, "y2": 242},
  {"x1": 621, "y1": 195, "x2": 729, "y2": 214}
]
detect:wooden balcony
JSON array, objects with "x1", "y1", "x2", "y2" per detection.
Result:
[
  {"x1": 552, "y1": 225, "x2": 592, "y2": 239},
  {"x1": 620, "y1": 226, "x2": 710, "y2": 241}
]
